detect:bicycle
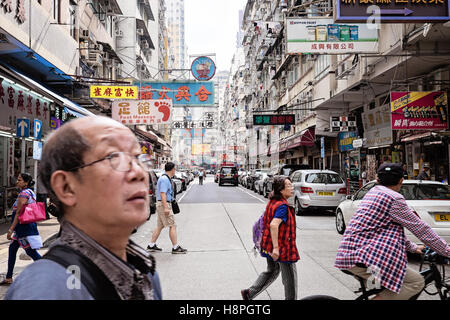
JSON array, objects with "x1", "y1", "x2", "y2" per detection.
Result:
[{"x1": 301, "y1": 248, "x2": 449, "y2": 300}]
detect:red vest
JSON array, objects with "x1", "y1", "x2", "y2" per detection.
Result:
[{"x1": 260, "y1": 198, "x2": 300, "y2": 262}]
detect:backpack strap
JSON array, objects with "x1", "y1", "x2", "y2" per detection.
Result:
[{"x1": 43, "y1": 245, "x2": 120, "y2": 300}]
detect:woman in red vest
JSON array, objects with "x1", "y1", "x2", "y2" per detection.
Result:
[{"x1": 241, "y1": 176, "x2": 300, "y2": 300}]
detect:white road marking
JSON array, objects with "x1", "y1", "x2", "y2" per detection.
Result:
[
  {"x1": 178, "y1": 182, "x2": 194, "y2": 203},
  {"x1": 237, "y1": 187, "x2": 266, "y2": 203}
]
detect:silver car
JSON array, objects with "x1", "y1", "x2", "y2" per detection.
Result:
[{"x1": 290, "y1": 169, "x2": 347, "y2": 215}]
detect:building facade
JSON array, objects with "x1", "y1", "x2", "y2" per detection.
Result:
[{"x1": 224, "y1": 0, "x2": 450, "y2": 188}]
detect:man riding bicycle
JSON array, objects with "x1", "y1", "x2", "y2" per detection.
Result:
[{"x1": 335, "y1": 163, "x2": 450, "y2": 300}]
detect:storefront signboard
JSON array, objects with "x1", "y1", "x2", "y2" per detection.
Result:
[
  {"x1": 336, "y1": 1, "x2": 450, "y2": 22},
  {"x1": 362, "y1": 104, "x2": 393, "y2": 148},
  {"x1": 286, "y1": 18, "x2": 378, "y2": 54},
  {"x1": 136, "y1": 82, "x2": 215, "y2": 106},
  {"x1": 0, "y1": 77, "x2": 51, "y2": 132},
  {"x1": 390, "y1": 91, "x2": 448, "y2": 130},
  {"x1": 338, "y1": 131, "x2": 358, "y2": 152},
  {"x1": 90, "y1": 85, "x2": 138, "y2": 100},
  {"x1": 191, "y1": 56, "x2": 216, "y2": 81},
  {"x1": 192, "y1": 144, "x2": 211, "y2": 155},
  {"x1": 111, "y1": 99, "x2": 173, "y2": 125}
]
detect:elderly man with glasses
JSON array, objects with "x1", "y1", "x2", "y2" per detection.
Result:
[{"x1": 5, "y1": 116, "x2": 162, "y2": 300}]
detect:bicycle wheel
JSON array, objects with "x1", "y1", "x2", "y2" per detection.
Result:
[{"x1": 300, "y1": 295, "x2": 340, "y2": 300}]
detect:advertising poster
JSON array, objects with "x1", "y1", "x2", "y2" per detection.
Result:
[
  {"x1": 286, "y1": 18, "x2": 378, "y2": 54},
  {"x1": 112, "y1": 99, "x2": 173, "y2": 125},
  {"x1": 391, "y1": 91, "x2": 448, "y2": 130},
  {"x1": 192, "y1": 144, "x2": 211, "y2": 155}
]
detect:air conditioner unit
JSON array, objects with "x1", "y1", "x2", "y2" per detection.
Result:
[
  {"x1": 137, "y1": 28, "x2": 144, "y2": 36},
  {"x1": 87, "y1": 52, "x2": 103, "y2": 67},
  {"x1": 103, "y1": 52, "x2": 110, "y2": 61},
  {"x1": 80, "y1": 29, "x2": 90, "y2": 39},
  {"x1": 142, "y1": 40, "x2": 149, "y2": 49},
  {"x1": 115, "y1": 29, "x2": 123, "y2": 37}
]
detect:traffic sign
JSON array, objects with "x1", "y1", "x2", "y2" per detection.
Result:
[
  {"x1": 34, "y1": 119, "x2": 43, "y2": 140},
  {"x1": 16, "y1": 118, "x2": 30, "y2": 138}
]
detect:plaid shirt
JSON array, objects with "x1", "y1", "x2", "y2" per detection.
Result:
[{"x1": 335, "y1": 185, "x2": 450, "y2": 293}]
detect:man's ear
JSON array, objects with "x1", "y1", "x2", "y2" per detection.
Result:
[{"x1": 50, "y1": 170, "x2": 78, "y2": 207}]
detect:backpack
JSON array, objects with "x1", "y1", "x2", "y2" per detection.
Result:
[{"x1": 252, "y1": 212, "x2": 265, "y2": 255}]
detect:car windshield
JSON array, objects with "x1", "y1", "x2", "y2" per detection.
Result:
[
  {"x1": 221, "y1": 167, "x2": 236, "y2": 174},
  {"x1": 305, "y1": 173, "x2": 343, "y2": 184},
  {"x1": 400, "y1": 184, "x2": 450, "y2": 200}
]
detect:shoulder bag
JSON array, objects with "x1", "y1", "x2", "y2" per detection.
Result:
[
  {"x1": 18, "y1": 189, "x2": 46, "y2": 224},
  {"x1": 162, "y1": 174, "x2": 180, "y2": 214}
]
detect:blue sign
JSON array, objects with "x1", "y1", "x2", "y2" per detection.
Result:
[
  {"x1": 136, "y1": 81, "x2": 215, "y2": 106},
  {"x1": 191, "y1": 56, "x2": 216, "y2": 81},
  {"x1": 338, "y1": 131, "x2": 358, "y2": 152},
  {"x1": 16, "y1": 118, "x2": 30, "y2": 138},
  {"x1": 34, "y1": 119, "x2": 43, "y2": 140}
]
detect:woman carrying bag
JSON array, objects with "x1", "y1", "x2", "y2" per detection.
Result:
[
  {"x1": 241, "y1": 176, "x2": 300, "y2": 300},
  {"x1": 0, "y1": 173, "x2": 42, "y2": 286}
]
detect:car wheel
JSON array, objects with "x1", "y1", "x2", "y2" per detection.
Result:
[
  {"x1": 335, "y1": 209, "x2": 346, "y2": 235},
  {"x1": 295, "y1": 198, "x2": 304, "y2": 216}
]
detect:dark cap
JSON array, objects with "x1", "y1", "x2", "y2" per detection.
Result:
[{"x1": 377, "y1": 163, "x2": 404, "y2": 178}]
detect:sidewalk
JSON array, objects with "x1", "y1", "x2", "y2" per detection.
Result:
[{"x1": 0, "y1": 217, "x2": 60, "y2": 298}]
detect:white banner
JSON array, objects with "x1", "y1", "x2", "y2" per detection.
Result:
[
  {"x1": 362, "y1": 104, "x2": 393, "y2": 148},
  {"x1": 286, "y1": 18, "x2": 378, "y2": 54},
  {"x1": 112, "y1": 99, "x2": 173, "y2": 125}
]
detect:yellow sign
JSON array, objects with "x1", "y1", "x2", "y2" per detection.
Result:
[
  {"x1": 192, "y1": 144, "x2": 211, "y2": 155},
  {"x1": 90, "y1": 85, "x2": 138, "y2": 100}
]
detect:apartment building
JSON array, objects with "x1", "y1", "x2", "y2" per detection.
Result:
[{"x1": 227, "y1": 0, "x2": 450, "y2": 186}]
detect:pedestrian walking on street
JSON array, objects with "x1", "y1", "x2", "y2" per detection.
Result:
[
  {"x1": 199, "y1": 169, "x2": 204, "y2": 185},
  {"x1": 0, "y1": 173, "x2": 42, "y2": 286},
  {"x1": 241, "y1": 176, "x2": 299, "y2": 300},
  {"x1": 147, "y1": 162, "x2": 187, "y2": 254},
  {"x1": 4, "y1": 117, "x2": 162, "y2": 300}
]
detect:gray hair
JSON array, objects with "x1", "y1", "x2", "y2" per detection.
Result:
[{"x1": 39, "y1": 124, "x2": 91, "y2": 218}]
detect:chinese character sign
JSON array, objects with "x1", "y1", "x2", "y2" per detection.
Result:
[
  {"x1": 136, "y1": 82, "x2": 215, "y2": 106},
  {"x1": 112, "y1": 99, "x2": 173, "y2": 125},
  {"x1": 391, "y1": 91, "x2": 448, "y2": 130},
  {"x1": 253, "y1": 114, "x2": 295, "y2": 126},
  {"x1": 286, "y1": 18, "x2": 378, "y2": 54},
  {"x1": 90, "y1": 85, "x2": 138, "y2": 100},
  {"x1": 0, "y1": 79, "x2": 51, "y2": 131}
]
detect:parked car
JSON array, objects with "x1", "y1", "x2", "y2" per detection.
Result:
[
  {"x1": 265, "y1": 164, "x2": 311, "y2": 196},
  {"x1": 254, "y1": 172, "x2": 270, "y2": 195},
  {"x1": 218, "y1": 166, "x2": 238, "y2": 186},
  {"x1": 247, "y1": 169, "x2": 269, "y2": 191},
  {"x1": 335, "y1": 180, "x2": 450, "y2": 244},
  {"x1": 215, "y1": 171, "x2": 220, "y2": 183},
  {"x1": 290, "y1": 169, "x2": 347, "y2": 215},
  {"x1": 173, "y1": 172, "x2": 187, "y2": 191},
  {"x1": 153, "y1": 169, "x2": 181, "y2": 196}
]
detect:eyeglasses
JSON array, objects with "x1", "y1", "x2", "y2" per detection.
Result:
[{"x1": 67, "y1": 152, "x2": 152, "y2": 172}]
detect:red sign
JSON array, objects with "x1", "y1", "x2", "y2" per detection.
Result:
[{"x1": 391, "y1": 91, "x2": 448, "y2": 130}]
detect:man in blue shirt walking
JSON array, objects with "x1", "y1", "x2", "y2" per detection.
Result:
[{"x1": 147, "y1": 162, "x2": 187, "y2": 254}]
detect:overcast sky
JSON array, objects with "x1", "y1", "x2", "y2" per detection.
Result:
[{"x1": 185, "y1": 0, "x2": 247, "y2": 72}]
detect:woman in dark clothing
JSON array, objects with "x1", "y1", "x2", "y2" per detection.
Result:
[
  {"x1": 0, "y1": 173, "x2": 42, "y2": 286},
  {"x1": 241, "y1": 176, "x2": 300, "y2": 300}
]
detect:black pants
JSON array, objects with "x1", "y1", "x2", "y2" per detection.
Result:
[{"x1": 248, "y1": 258, "x2": 298, "y2": 300}]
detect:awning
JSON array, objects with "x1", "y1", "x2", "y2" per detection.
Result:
[
  {"x1": 278, "y1": 128, "x2": 315, "y2": 152},
  {"x1": 0, "y1": 63, "x2": 95, "y2": 117},
  {"x1": 401, "y1": 131, "x2": 432, "y2": 142},
  {"x1": 135, "y1": 128, "x2": 169, "y2": 149}
]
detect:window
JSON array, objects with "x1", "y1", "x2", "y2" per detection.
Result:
[
  {"x1": 314, "y1": 55, "x2": 330, "y2": 78},
  {"x1": 354, "y1": 182, "x2": 376, "y2": 200},
  {"x1": 53, "y1": 0, "x2": 60, "y2": 22},
  {"x1": 69, "y1": 2, "x2": 76, "y2": 39},
  {"x1": 400, "y1": 184, "x2": 450, "y2": 200}
]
